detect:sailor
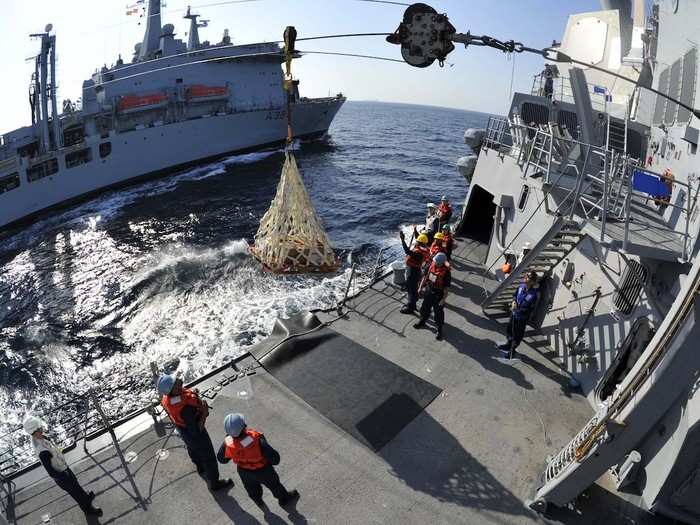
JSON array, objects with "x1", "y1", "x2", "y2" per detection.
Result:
[
  {"x1": 437, "y1": 196, "x2": 453, "y2": 227},
  {"x1": 400, "y1": 230, "x2": 430, "y2": 314},
  {"x1": 157, "y1": 374, "x2": 233, "y2": 491},
  {"x1": 424, "y1": 203, "x2": 440, "y2": 243},
  {"x1": 413, "y1": 252, "x2": 451, "y2": 341},
  {"x1": 430, "y1": 231, "x2": 447, "y2": 258},
  {"x1": 441, "y1": 224, "x2": 455, "y2": 260},
  {"x1": 217, "y1": 413, "x2": 300, "y2": 509},
  {"x1": 23, "y1": 416, "x2": 103, "y2": 517},
  {"x1": 543, "y1": 65, "x2": 554, "y2": 100},
  {"x1": 498, "y1": 271, "x2": 539, "y2": 360}
]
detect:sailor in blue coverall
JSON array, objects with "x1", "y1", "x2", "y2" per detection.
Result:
[{"x1": 498, "y1": 271, "x2": 539, "y2": 359}]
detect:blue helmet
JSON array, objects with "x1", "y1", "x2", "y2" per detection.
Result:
[
  {"x1": 224, "y1": 413, "x2": 246, "y2": 437},
  {"x1": 434, "y1": 252, "x2": 447, "y2": 266},
  {"x1": 157, "y1": 374, "x2": 176, "y2": 395}
]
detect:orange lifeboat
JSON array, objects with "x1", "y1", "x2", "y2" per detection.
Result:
[
  {"x1": 186, "y1": 85, "x2": 228, "y2": 101},
  {"x1": 117, "y1": 92, "x2": 168, "y2": 113}
]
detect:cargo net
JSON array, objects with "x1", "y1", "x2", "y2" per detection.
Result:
[{"x1": 252, "y1": 151, "x2": 339, "y2": 273}]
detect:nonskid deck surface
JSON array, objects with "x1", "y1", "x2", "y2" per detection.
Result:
[{"x1": 9, "y1": 238, "x2": 667, "y2": 524}]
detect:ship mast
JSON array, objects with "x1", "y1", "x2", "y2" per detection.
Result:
[
  {"x1": 184, "y1": 7, "x2": 200, "y2": 51},
  {"x1": 30, "y1": 25, "x2": 61, "y2": 154},
  {"x1": 139, "y1": 0, "x2": 162, "y2": 60}
]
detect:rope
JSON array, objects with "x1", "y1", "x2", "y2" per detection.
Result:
[
  {"x1": 300, "y1": 50, "x2": 405, "y2": 64},
  {"x1": 355, "y1": 0, "x2": 410, "y2": 6}
]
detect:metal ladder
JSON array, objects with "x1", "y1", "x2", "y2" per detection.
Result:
[
  {"x1": 482, "y1": 217, "x2": 586, "y2": 311},
  {"x1": 523, "y1": 128, "x2": 553, "y2": 177}
]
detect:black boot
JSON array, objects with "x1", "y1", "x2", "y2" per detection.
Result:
[
  {"x1": 400, "y1": 306, "x2": 414, "y2": 314},
  {"x1": 279, "y1": 489, "x2": 300, "y2": 507},
  {"x1": 85, "y1": 505, "x2": 103, "y2": 517},
  {"x1": 435, "y1": 329, "x2": 443, "y2": 341},
  {"x1": 413, "y1": 320, "x2": 426, "y2": 329},
  {"x1": 210, "y1": 478, "x2": 234, "y2": 491}
]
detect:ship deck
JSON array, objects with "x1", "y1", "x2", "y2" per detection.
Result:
[{"x1": 5, "y1": 238, "x2": 669, "y2": 525}]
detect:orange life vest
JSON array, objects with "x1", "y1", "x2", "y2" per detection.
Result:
[
  {"x1": 161, "y1": 388, "x2": 205, "y2": 428},
  {"x1": 429, "y1": 242, "x2": 445, "y2": 257},
  {"x1": 223, "y1": 429, "x2": 267, "y2": 470},
  {"x1": 426, "y1": 261, "x2": 450, "y2": 290},
  {"x1": 406, "y1": 245, "x2": 429, "y2": 268},
  {"x1": 438, "y1": 202, "x2": 452, "y2": 220}
]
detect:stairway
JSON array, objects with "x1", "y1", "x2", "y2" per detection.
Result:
[{"x1": 482, "y1": 217, "x2": 586, "y2": 311}]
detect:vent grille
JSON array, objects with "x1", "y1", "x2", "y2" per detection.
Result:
[
  {"x1": 613, "y1": 260, "x2": 648, "y2": 315},
  {"x1": 664, "y1": 59, "x2": 682, "y2": 124},
  {"x1": 653, "y1": 67, "x2": 669, "y2": 126},
  {"x1": 678, "y1": 47, "x2": 698, "y2": 124}
]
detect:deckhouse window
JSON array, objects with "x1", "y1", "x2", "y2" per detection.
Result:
[
  {"x1": 99, "y1": 142, "x2": 112, "y2": 158},
  {"x1": 27, "y1": 158, "x2": 59, "y2": 182},
  {"x1": 65, "y1": 147, "x2": 92, "y2": 168},
  {"x1": 0, "y1": 172, "x2": 20, "y2": 194}
]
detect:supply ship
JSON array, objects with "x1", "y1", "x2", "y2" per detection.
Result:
[
  {"x1": 3, "y1": 1, "x2": 700, "y2": 524},
  {"x1": 0, "y1": 0, "x2": 344, "y2": 231}
]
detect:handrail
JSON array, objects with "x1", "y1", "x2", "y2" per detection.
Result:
[{"x1": 483, "y1": 116, "x2": 694, "y2": 261}]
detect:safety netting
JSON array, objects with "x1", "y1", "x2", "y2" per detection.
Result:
[{"x1": 251, "y1": 151, "x2": 339, "y2": 273}]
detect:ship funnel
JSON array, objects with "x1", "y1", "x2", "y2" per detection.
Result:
[{"x1": 139, "y1": 0, "x2": 162, "y2": 60}]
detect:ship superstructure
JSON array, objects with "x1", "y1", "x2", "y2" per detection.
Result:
[
  {"x1": 0, "y1": 0, "x2": 345, "y2": 231},
  {"x1": 457, "y1": 0, "x2": 700, "y2": 521}
]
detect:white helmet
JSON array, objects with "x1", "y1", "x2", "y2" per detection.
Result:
[{"x1": 23, "y1": 415, "x2": 44, "y2": 435}]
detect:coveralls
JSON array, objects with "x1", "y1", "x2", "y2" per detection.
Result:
[{"x1": 506, "y1": 283, "x2": 539, "y2": 355}]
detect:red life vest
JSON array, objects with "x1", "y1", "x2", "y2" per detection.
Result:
[
  {"x1": 223, "y1": 429, "x2": 267, "y2": 470},
  {"x1": 406, "y1": 245, "x2": 429, "y2": 268},
  {"x1": 426, "y1": 261, "x2": 450, "y2": 290},
  {"x1": 429, "y1": 242, "x2": 445, "y2": 257},
  {"x1": 438, "y1": 202, "x2": 452, "y2": 221},
  {"x1": 161, "y1": 388, "x2": 204, "y2": 428}
]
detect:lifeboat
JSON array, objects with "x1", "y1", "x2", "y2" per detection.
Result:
[
  {"x1": 117, "y1": 92, "x2": 168, "y2": 113},
  {"x1": 186, "y1": 84, "x2": 228, "y2": 101}
]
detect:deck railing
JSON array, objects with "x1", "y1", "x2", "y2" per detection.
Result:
[{"x1": 482, "y1": 116, "x2": 696, "y2": 262}]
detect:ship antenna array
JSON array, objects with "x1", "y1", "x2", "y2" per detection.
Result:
[{"x1": 385, "y1": 3, "x2": 700, "y2": 119}]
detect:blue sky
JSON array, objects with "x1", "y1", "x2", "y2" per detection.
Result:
[{"x1": 1, "y1": 0, "x2": 600, "y2": 134}]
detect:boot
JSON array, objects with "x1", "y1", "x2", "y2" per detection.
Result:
[
  {"x1": 435, "y1": 329, "x2": 443, "y2": 341},
  {"x1": 413, "y1": 321, "x2": 426, "y2": 329},
  {"x1": 400, "y1": 306, "x2": 414, "y2": 314},
  {"x1": 210, "y1": 478, "x2": 234, "y2": 491},
  {"x1": 279, "y1": 489, "x2": 300, "y2": 508},
  {"x1": 85, "y1": 505, "x2": 103, "y2": 517}
]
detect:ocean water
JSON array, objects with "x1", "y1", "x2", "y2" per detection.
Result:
[{"x1": 0, "y1": 101, "x2": 488, "y2": 441}]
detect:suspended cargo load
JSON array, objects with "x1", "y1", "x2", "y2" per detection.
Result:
[
  {"x1": 186, "y1": 84, "x2": 229, "y2": 101},
  {"x1": 117, "y1": 92, "x2": 168, "y2": 113},
  {"x1": 251, "y1": 151, "x2": 338, "y2": 273}
]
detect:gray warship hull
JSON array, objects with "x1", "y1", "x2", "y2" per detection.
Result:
[{"x1": 0, "y1": 98, "x2": 343, "y2": 232}]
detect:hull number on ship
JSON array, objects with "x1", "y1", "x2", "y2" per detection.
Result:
[{"x1": 265, "y1": 110, "x2": 286, "y2": 121}]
